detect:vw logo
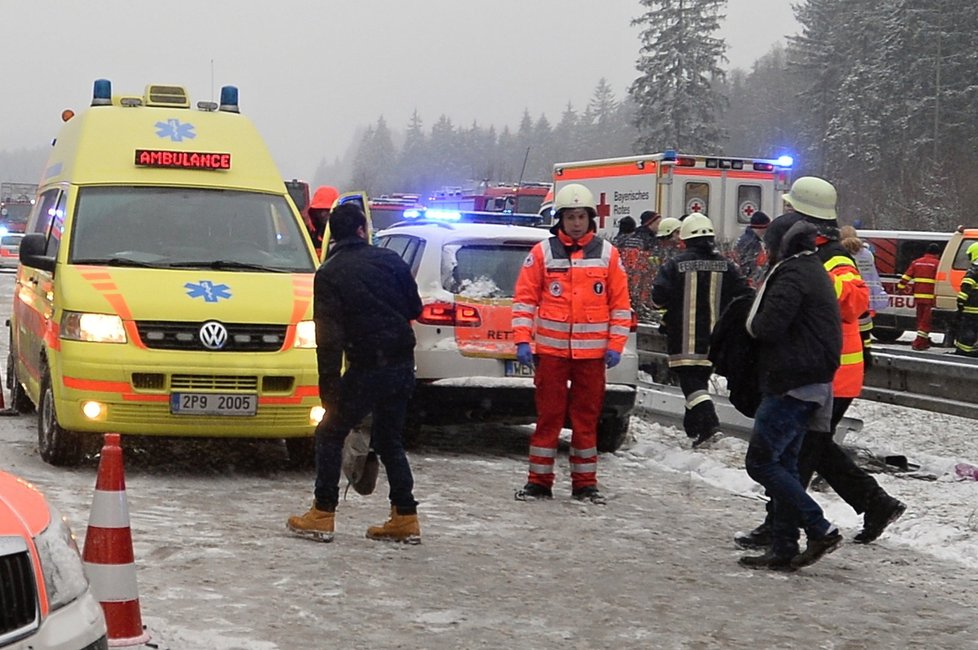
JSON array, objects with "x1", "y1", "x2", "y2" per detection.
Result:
[{"x1": 199, "y1": 321, "x2": 229, "y2": 350}]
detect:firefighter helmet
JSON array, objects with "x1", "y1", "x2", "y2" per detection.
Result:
[
  {"x1": 553, "y1": 183, "x2": 597, "y2": 215},
  {"x1": 657, "y1": 217, "x2": 682, "y2": 237},
  {"x1": 967, "y1": 241, "x2": 978, "y2": 263},
  {"x1": 550, "y1": 183, "x2": 597, "y2": 234},
  {"x1": 680, "y1": 213, "x2": 715, "y2": 240},
  {"x1": 310, "y1": 186, "x2": 339, "y2": 210},
  {"x1": 783, "y1": 176, "x2": 837, "y2": 220}
]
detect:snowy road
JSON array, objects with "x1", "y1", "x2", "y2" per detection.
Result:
[{"x1": 2, "y1": 271, "x2": 978, "y2": 649}]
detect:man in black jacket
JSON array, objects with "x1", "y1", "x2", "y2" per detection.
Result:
[
  {"x1": 288, "y1": 203, "x2": 424, "y2": 544},
  {"x1": 740, "y1": 213, "x2": 844, "y2": 571}
]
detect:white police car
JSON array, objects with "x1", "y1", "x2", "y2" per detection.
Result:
[{"x1": 374, "y1": 210, "x2": 638, "y2": 451}]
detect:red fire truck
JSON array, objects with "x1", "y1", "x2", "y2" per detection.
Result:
[
  {"x1": 427, "y1": 181, "x2": 551, "y2": 218},
  {"x1": 0, "y1": 182, "x2": 38, "y2": 234}
]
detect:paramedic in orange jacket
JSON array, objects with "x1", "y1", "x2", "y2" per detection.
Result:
[
  {"x1": 896, "y1": 243, "x2": 941, "y2": 350},
  {"x1": 512, "y1": 183, "x2": 631, "y2": 504}
]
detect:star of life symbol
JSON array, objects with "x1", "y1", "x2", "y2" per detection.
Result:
[
  {"x1": 549, "y1": 281, "x2": 563, "y2": 297},
  {"x1": 185, "y1": 280, "x2": 232, "y2": 303},
  {"x1": 155, "y1": 118, "x2": 197, "y2": 142}
]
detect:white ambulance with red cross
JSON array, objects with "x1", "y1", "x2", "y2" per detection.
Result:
[{"x1": 552, "y1": 151, "x2": 793, "y2": 244}]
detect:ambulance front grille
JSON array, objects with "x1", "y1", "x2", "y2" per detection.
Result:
[
  {"x1": 0, "y1": 547, "x2": 39, "y2": 642},
  {"x1": 170, "y1": 375, "x2": 259, "y2": 391},
  {"x1": 135, "y1": 321, "x2": 287, "y2": 352}
]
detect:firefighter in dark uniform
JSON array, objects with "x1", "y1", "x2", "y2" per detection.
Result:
[
  {"x1": 954, "y1": 241, "x2": 978, "y2": 356},
  {"x1": 651, "y1": 213, "x2": 752, "y2": 447}
]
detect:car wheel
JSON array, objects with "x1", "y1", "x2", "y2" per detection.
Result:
[
  {"x1": 38, "y1": 369, "x2": 84, "y2": 466},
  {"x1": 872, "y1": 328, "x2": 903, "y2": 344},
  {"x1": 5, "y1": 349, "x2": 35, "y2": 413},
  {"x1": 596, "y1": 413, "x2": 630, "y2": 453},
  {"x1": 285, "y1": 437, "x2": 316, "y2": 469}
]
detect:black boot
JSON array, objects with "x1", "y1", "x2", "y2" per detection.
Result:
[
  {"x1": 854, "y1": 495, "x2": 906, "y2": 544},
  {"x1": 738, "y1": 550, "x2": 795, "y2": 572},
  {"x1": 791, "y1": 528, "x2": 843, "y2": 569},
  {"x1": 734, "y1": 521, "x2": 772, "y2": 550}
]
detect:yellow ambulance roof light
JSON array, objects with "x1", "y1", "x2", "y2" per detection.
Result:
[
  {"x1": 91, "y1": 79, "x2": 112, "y2": 106},
  {"x1": 144, "y1": 84, "x2": 190, "y2": 108},
  {"x1": 219, "y1": 86, "x2": 240, "y2": 113}
]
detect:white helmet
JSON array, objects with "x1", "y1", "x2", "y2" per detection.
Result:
[
  {"x1": 679, "y1": 213, "x2": 715, "y2": 240},
  {"x1": 783, "y1": 176, "x2": 837, "y2": 220},
  {"x1": 553, "y1": 183, "x2": 596, "y2": 215},
  {"x1": 657, "y1": 217, "x2": 682, "y2": 237}
]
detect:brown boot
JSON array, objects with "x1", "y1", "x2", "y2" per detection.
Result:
[
  {"x1": 366, "y1": 507, "x2": 421, "y2": 544},
  {"x1": 287, "y1": 502, "x2": 335, "y2": 542}
]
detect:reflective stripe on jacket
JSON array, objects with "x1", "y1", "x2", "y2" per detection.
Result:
[
  {"x1": 819, "y1": 244, "x2": 870, "y2": 398},
  {"x1": 896, "y1": 252, "x2": 940, "y2": 301},
  {"x1": 512, "y1": 230, "x2": 631, "y2": 359}
]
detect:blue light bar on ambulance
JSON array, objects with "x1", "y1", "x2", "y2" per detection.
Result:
[
  {"x1": 92, "y1": 79, "x2": 112, "y2": 106},
  {"x1": 777, "y1": 155, "x2": 794, "y2": 167},
  {"x1": 219, "y1": 85, "x2": 240, "y2": 113},
  {"x1": 402, "y1": 209, "x2": 423, "y2": 219}
]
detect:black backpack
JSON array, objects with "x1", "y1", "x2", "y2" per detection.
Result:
[{"x1": 709, "y1": 291, "x2": 761, "y2": 418}]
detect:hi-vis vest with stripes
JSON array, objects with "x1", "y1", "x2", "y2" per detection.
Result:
[
  {"x1": 512, "y1": 231, "x2": 631, "y2": 359},
  {"x1": 822, "y1": 251, "x2": 870, "y2": 398},
  {"x1": 896, "y1": 253, "x2": 940, "y2": 301}
]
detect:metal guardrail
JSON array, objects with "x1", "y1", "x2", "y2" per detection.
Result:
[
  {"x1": 637, "y1": 323, "x2": 978, "y2": 420},
  {"x1": 635, "y1": 381, "x2": 860, "y2": 443}
]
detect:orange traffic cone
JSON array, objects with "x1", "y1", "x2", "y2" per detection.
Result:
[{"x1": 83, "y1": 433, "x2": 151, "y2": 647}]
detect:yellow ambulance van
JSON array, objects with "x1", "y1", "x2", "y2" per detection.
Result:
[{"x1": 8, "y1": 79, "x2": 322, "y2": 466}]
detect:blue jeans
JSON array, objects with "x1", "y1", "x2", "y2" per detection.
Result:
[
  {"x1": 746, "y1": 394, "x2": 833, "y2": 557},
  {"x1": 314, "y1": 362, "x2": 417, "y2": 513}
]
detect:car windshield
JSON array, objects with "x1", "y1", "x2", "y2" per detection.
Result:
[
  {"x1": 69, "y1": 187, "x2": 316, "y2": 272},
  {"x1": 442, "y1": 243, "x2": 533, "y2": 299}
]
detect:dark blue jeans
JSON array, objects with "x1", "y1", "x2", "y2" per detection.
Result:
[
  {"x1": 746, "y1": 394, "x2": 833, "y2": 557},
  {"x1": 314, "y1": 362, "x2": 417, "y2": 513}
]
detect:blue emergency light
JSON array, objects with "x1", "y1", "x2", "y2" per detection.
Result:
[
  {"x1": 777, "y1": 155, "x2": 794, "y2": 168},
  {"x1": 421, "y1": 209, "x2": 462, "y2": 221},
  {"x1": 219, "y1": 85, "x2": 240, "y2": 113},
  {"x1": 92, "y1": 79, "x2": 112, "y2": 106}
]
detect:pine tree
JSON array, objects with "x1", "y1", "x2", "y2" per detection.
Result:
[{"x1": 629, "y1": 0, "x2": 728, "y2": 152}]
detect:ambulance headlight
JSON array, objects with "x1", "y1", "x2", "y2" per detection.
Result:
[
  {"x1": 295, "y1": 320, "x2": 317, "y2": 348},
  {"x1": 61, "y1": 311, "x2": 127, "y2": 343}
]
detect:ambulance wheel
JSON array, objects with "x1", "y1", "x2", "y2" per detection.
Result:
[
  {"x1": 38, "y1": 369, "x2": 84, "y2": 466},
  {"x1": 597, "y1": 413, "x2": 630, "y2": 453},
  {"x1": 285, "y1": 437, "x2": 316, "y2": 469},
  {"x1": 872, "y1": 328, "x2": 903, "y2": 344},
  {"x1": 5, "y1": 348, "x2": 35, "y2": 413}
]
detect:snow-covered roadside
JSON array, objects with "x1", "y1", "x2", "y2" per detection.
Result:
[{"x1": 623, "y1": 400, "x2": 978, "y2": 570}]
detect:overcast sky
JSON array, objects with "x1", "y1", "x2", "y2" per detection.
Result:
[{"x1": 1, "y1": 1, "x2": 798, "y2": 181}]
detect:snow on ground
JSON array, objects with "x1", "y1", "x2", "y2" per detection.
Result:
[{"x1": 3, "y1": 392, "x2": 978, "y2": 649}]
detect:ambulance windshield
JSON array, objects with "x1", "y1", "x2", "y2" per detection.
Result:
[{"x1": 69, "y1": 187, "x2": 317, "y2": 272}]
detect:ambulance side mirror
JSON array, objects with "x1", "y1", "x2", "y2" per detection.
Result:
[{"x1": 19, "y1": 233, "x2": 55, "y2": 273}]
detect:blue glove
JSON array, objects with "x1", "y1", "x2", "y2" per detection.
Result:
[
  {"x1": 516, "y1": 342, "x2": 534, "y2": 367},
  {"x1": 605, "y1": 349, "x2": 621, "y2": 368}
]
